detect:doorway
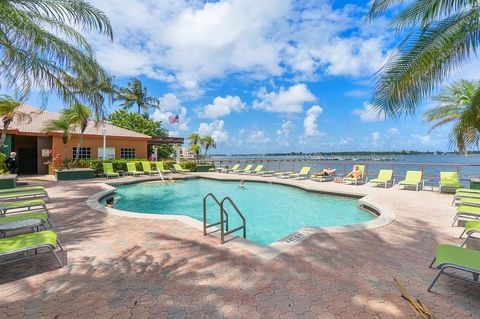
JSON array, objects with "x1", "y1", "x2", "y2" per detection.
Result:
[{"x1": 13, "y1": 135, "x2": 38, "y2": 174}]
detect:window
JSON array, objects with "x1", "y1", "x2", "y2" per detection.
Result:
[
  {"x1": 72, "y1": 147, "x2": 91, "y2": 159},
  {"x1": 121, "y1": 148, "x2": 136, "y2": 159}
]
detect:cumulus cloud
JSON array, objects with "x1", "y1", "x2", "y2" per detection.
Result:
[
  {"x1": 151, "y1": 93, "x2": 190, "y2": 131},
  {"x1": 387, "y1": 128, "x2": 399, "y2": 135},
  {"x1": 352, "y1": 102, "x2": 386, "y2": 122},
  {"x1": 411, "y1": 134, "x2": 431, "y2": 144},
  {"x1": 303, "y1": 105, "x2": 324, "y2": 137},
  {"x1": 198, "y1": 120, "x2": 229, "y2": 143},
  {"x1": 371, "y1": 131, "x2": 380, "y2": 141},
  {"x1": 253, "y1": 84, "x2": 316, "y2": 113},
  {"x1": 248, "y1": 130, "x2": 271, "y2": 144},
  {"x1": 197, "y1": 95, "x2": 246, "y2": 119},
  {"x1": 276, "y1": 120, "x2": 294, "y2": 146},
  {"x1": 88, "y1": 0, "x2": 389, "y2": 94}
]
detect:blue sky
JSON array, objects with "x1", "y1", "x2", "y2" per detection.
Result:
[{"x1": 18, "y1": 0, "x2": 480, "y2": 153}]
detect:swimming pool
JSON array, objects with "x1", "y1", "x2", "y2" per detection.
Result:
[{"x1": 109, "y1": 178, "x2": 375, "y2": 246}]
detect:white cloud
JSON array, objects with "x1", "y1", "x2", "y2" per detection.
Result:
[
  {"x1": 151, "y1": 93, "x2": 190, "y2": 131},
  {"x1": 339, "y1": 137, "x2": 352, "y2": 145},
  {"x1": 248, "y1": 130, "x2": 271, "y2": 144},
  {"x1": 352, "y1": 102, "x2": 386, "y2": 122},
  {"x1": 88, "y1": 0, "x2": 389, "y2": 94},
  {"x1": 387, "y1": 128, "x2": 399, "y2": 135},
  {"x1": 197, "y1": 95, "x2": 246, "y2": 119},
  {"x1": 411, "y1": 134, "x2": 431, "y2": 144},
  {"x1": 198, "y1": 120, "x2": 229, "y2": 143},
  {"x1": 303, "y1": 105, "x2": 324, "y2": 137},
  {"x1": 276, "y1": 120, "x2": 294, "y2": 146},
  {"x1": 253, "y1": 84, "x2": 316, "y2": 113},
  {"x1": 371, "y1": 131, "x2": 380, "y2": 141}
]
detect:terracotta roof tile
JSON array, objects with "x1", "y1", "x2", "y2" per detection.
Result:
[{"x1": 7, "y1": 105, "x2": 151, "y2": 139}]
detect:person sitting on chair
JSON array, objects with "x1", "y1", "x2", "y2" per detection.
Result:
[
  {"x1": 314, "y1": 168, "x2": 336, "y2": 177},
  {"x1": 346, "y1": 165, "x2": 362, "y2": 179}
]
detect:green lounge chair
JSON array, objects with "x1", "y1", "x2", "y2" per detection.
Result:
[
  {"x1": 154, "y1": 162, "x2": 172, "y2": 174},
  {"x1": 460, "y1": 220, "x2": 480, "y2": 247},
  {"x1": 456, "y1": 188, "x2": 480, "y2": 194},
  {"x1": 452, "y1": 192, "x2": 480, "y2": 206},
  {"x1": 126, "y1": 162, "x2": 143, "y2": 176},
  {"x1": 238, "y1": 164, "x2": 253, "y2": 174},
  {"x1": 227, "y1": 164, "x2": 241, "y2": 173},
  {"x1": 249, "y1": 165, "x2": 264, "y2": 175},
  {"x1": 398, "y1": 171, "x2": 423, "y2": 191},
  {"x1": 289, "y1": 167, "x2": 311, "y2": 179},
  {"x1": 439, "y1": 172, "x2": 463, "y2": 193},
  {"x1": 0, "y1": 199, "x2": 48, "y2": 216},
  {"x1": 0, "y1": 186, "x2": 45, "y2": 194},
  {"x1": 0, "y1": 230, "x2": 63, "y2": 267},
  {"x1": 274, "y1": 170, "x2": 295, "y2": 178},
  {"x1": 259, "y1": 170, "x2": 276, "y2": 177},
  {"x1": 428, "y1": 244, "x2": 480, "y2": 292},
  {"x1": 311, "y1": 169, "x2": 336, "y2": 182},
  {"x1": 453, "y1": 205, "x2": 480, "y2": 225},
  {"x1": 459, "y1": 197, "x2": 480, "y2": 207},
  {"x1": 0, "y1": 189, "x2": 49, "y2": 201},
  {"x1": 0, "y1": 210, "x2": 51, "y2": 228},
  {"x1": 173, "y1": 164, "x2": 190, "y2": 174},
  {"x1": 343, "y1": 165, "x2": 365, "y2": 185},
  {"x1": 368, "y1": 169, "x2": 394, "y2": 188},
  {"x1": 102, "y1": 163, "x2": 119, "y2": 179},
  {"x1": 141, "y1": 162, "x2": 159, "y2": 175}
]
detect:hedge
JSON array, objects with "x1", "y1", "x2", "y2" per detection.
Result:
[{"x1": 61, "y1": 159, "x2": 214, "y2": 175}]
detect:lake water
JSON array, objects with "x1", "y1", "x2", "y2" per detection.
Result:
[{"x1": 209, "y1": 154, "x2": 480, "y2": 185}]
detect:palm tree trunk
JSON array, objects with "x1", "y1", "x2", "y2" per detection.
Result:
[
  {"x1": 63, "y1": 144, "x2": 67, "y2": 161},
  {"x1": 73, "y1": 132, "x2": 85, "y2": 164}
]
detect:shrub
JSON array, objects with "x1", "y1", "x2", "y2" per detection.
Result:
[{"x1": 0, "y1": 153, "x2": 7, "y2": 174}]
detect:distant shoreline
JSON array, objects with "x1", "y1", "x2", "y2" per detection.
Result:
[{"x1": 210, "y1": 151, "x2": 476, "y2": 157}]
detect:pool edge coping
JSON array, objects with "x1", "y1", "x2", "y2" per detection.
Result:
[{"x1": 86, "y1": 175, "x2": 396, "y2": 261}]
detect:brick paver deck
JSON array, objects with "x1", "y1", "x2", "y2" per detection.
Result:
[{"x1": 0, "y1": 174, "x2": 479, "y2": 318}]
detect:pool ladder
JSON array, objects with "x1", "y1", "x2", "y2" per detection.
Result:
[{"x1": 203, "y1": 193, "x2": 246, "y2": 244}]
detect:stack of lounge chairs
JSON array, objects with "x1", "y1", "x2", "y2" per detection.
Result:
[
  {"x1": 428, "y1": 186, "x2": 480, "y2": 291},
  {"x1": 0, "y1": 186, "x2": 63, "y2": 268}
]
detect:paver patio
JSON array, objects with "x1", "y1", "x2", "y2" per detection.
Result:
[{"x1": 0, "y1": 173, "x2": 479, "y2": 318}]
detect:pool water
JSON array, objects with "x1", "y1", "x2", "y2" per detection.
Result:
[{"x1": 110, "y1": 179, "x2": 375, "y2": 245}]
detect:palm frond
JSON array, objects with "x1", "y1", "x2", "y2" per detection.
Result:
[{"x1": 371, "y1": 10, "x2": 480, "y2": 118}]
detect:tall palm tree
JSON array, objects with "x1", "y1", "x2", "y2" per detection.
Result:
[
  {"x1": 424, "y1": 80, "x2": 480, "y2": 154},
  {"x1": 201, "y1": 136, "x2": 217, "y2": 157},
  {"x1": 0, "y1": 0, "x2": 113, "y2": 103},
  {"x1": 62, "y1": 67, "x2": 116, "y2": 120},
  {"x1": 189, "y1": 144, "x2": 201, "y2": 162},
  {"x1": 63, "y1": 103, "x2": 92, "y2": 163},
  {"x1": 116, "y1": 78, "x2": 160, "y2": 114},
  {"x1": 43, "y1": 115, "x2": 73, "y2": 160},
  {"x1": 367, "y1": 1, "x2": 480, "y2": 117},
  {"x1": 0, "y1": 95, "x2": 32, "y2": 148},
  {"x1": 187, "y1": 133, "x2": 201, "y2": 146}
]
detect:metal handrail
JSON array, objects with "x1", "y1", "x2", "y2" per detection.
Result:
[
  {"x1": 203, "y1": 193, "x2": 229, "y2": 235},
  {"x1": 205, "y1": 159, "x2": 480, "y2": 182},
  {"x1": 220, "y1": 197, "x2": 246, "y2": 244}
]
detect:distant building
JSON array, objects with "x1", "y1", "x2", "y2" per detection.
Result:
[
  {"x1": 180, "y1": 147, "x2": 196, "y2": 159},
  {"x1": 2, "y1": 105, "x2": 183, "y2": 174}
]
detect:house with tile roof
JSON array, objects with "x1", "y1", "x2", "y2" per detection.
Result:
[{"x1": 3, "y1": 105, "x2": 153, "y2": 174}]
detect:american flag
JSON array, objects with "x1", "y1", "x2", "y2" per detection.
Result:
[{"x1": 168, "y1": 114, "x2": 179, "y2": 123}]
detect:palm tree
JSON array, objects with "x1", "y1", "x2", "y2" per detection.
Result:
[
  {"x1": 189, "y1": 144, "x2": 201, "y2": 162},
  {"x1": 187, "y1": 133, "x2": 201, "y2": 146},
  {"x1": 116, "y1": 78, "x2": 160, "y2": 114},
  {"x1": 63, "y1": 103, "x2": 92, "y2": 163},
  {"x1": 367, "y1": 1, "x2": 480, "y2": 117},
  {"x1": 0, "y1": 0, "x2": 113, "y2": 103},
  {"x1": 43, "y1": 115, "x2": 73, "y2": 160},
  {"x1": 201, "y1": 136, "x2": 217, "y2": 157},
  {"x1": 0, "y1": 95, "x2": 32, "y2": 148},
  {"x1": 62, "y1": 67, "x2": 116, "y2": 120},
  {"x1": 424, "y1": 80, "x2": 480, "y2": 154}
]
